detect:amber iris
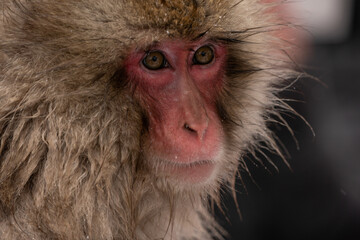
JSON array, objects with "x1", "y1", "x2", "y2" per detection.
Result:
[
  {"x1": 142, "y1": 51, "x2": 166, "y2": 70},
  {"x1": 193, "y1": 46, "x2": 214, "y2": 65}
]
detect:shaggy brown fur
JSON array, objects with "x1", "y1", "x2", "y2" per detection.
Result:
[{"x1": 0, "y1": 0, "x2": 298, "y2": 239}]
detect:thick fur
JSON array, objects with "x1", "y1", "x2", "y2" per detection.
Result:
[{"x1": 0, "y1": 0, "x2": 297, "y2": 239}]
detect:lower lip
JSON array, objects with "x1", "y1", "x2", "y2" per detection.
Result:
[{"x1": 159, "y1": 160, "x2": 216, "y2": 184}]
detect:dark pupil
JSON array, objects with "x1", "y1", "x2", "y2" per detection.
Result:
[
  {"x1": 143, "y1": 51, "x2": 165, "y2": 70},
  {"x1": 194, "y1": 46, "x2": 213, "y2": 65}
]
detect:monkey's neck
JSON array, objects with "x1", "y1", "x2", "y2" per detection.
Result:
[{"x1": 131, "y1": 181, "x2": 221, "y2": 240}]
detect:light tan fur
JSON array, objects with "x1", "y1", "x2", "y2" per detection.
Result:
[{"x1": 0, "y1": 0, "x2": 297, "y2": 239}]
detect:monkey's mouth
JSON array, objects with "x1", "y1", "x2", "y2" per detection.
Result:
[{"x1": 157, "y1": 159, "x2": 217, "y2": 184}]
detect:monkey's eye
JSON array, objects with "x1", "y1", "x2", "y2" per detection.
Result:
[
  {"x1": 142, "y1": 51, "x2": 167, "y2": 70},
  {"x1": 193, "y1": 45, "x2": 214, "y2": 65}
]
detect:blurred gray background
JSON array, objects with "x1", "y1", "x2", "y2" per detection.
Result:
[{"x1": 218, "y1": 1, "x2": 360, "y2": 239}]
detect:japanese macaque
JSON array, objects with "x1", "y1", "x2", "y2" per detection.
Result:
[{"x1": 0, "y1": 0, "x2": 298, "y2": 239}]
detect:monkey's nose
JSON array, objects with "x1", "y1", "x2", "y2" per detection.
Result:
[{"x1": 183, "y1": 120, "x2": 208, "y2": 141}]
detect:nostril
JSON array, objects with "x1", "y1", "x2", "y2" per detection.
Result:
[
  {"x1": 184, "y1": 123, "x2": 196, "y2": 133},
  {"x1": 183, "y1": 122, "x2": 208, "y2": 141}
]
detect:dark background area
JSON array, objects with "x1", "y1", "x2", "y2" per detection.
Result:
[{"x1": 218, "y1": 2, "x2": 360, "y2": 240}]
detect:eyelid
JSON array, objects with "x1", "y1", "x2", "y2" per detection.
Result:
[{"x1": 196, "y1": 43, "x2": 215, "y2": 51}]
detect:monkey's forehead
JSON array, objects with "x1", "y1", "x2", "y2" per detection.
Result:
[
  {"x1": 121, "y1": 0, "x2": 230, "y2": 37},
  {"x1": 1, "y1": 0, "x2": 272, "y2": 61},
  {"x1": 110, "y1": 0, "x2": 269, "y2": 48}
]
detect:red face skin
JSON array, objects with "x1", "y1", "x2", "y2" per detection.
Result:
[{"x1": 125, "y1": 40, "x2": 226, "y2": 183}]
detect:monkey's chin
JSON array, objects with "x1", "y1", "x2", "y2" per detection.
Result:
[{"x1": 157, "y1": 160, "x2": 218, "y2": 185}]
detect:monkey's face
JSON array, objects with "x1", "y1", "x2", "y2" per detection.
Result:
[{"x1": 126, "y1": 40, "x2": 227, "y2": 185}]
